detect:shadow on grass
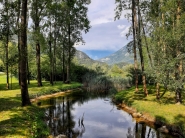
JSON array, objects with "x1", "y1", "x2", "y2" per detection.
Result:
[
  {"x1": 0, "y1": 105, "x2": 48, "y2": 137},
  {"x1": 114, "y1": 86, "x2": 146, "y2": 105},
  {"x1": 0, "y1": 81, "x2": 52, "y2": 91},
  {"x1": 115, "y1": 85, "x2": 185, "y2": 106},
  {"x1": 154, "y1": 114, "x2": 185, "y2": 137},
  {"x1": 0, "y1": 110, "x2": 27, "y2": 137},
  {"x1": 0, "y1": 83, "x2": 20, "y2": 90},
  {"x1": 0, "y1": 97, "x2": 21, "y2": 112},
  {"x1": 173, "y1": 114, "x2": 185, "y2": 137}
]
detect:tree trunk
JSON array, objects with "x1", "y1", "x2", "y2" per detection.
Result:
[
  {"x1": 20, "y1": 0, "x2": 31, "y2": 106},
  {"x1": 66, "y1": 24, "x2": 71, "y2": 83},
  {"x1": 5, "y1": 29, "x2": 9, "y2": 89},
  {"x1": 53, "y1": 24, "x2": 57, "y2": 83},
  {"x1": 141, "y1": 17, "x2": 153, "y2": 67},
  {"x1": 17, "y1": 0, "x2": 21, "y2": 86},
  {"x1": 62, "y1": 43, "x2": 65, "y2": 83},
  {"x1": 156, "y1": 82, "x2": 160, "y2": 99},
  {"x1": 137, "y1": 0, "x2": 148, "y2": 96},
  {"x1": 175, "y1": 0, "x2": 182, "y2": 104},
  {"x1": 34, "y1": 0, "x2": 42, "y2": 87},
  {"x1": 36, "y1": 42, "x2": 42, "y2": 86},
  {"x1": 27, "y1": 59, "x2": 30, "y2": 84},
  {"x1": 49, "y1": 22, "x2": 53, "y2": 85},
  {"x1": 132, "y1": 0, "x2": 138, "y2": 92},
  {"x1": 5, "y1": 0, "x2": 9, "y2": 89}
]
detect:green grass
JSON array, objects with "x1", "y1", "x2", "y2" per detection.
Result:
[
  {"x1": 0, "y1": 75, "x2": 82, "y2": 138},
  {"x1": 114, "y1": 85, "x2": 185, "y2": 132}
]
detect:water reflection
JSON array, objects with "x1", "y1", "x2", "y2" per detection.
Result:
[
  {"x1": 45, "y1": 96, "x2": 85, "y2": 137},
  {"x1": 126, "y1": 123, "x2": 172, "y2": 138},
  {"x1": 41, "y1": 94, "x2": 176, "y2": 138}
]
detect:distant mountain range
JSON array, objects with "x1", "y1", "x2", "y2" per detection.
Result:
[
  {"x1": 75, "y1": 45, "x2": 133, "y2": 66},
  {"x1": 75, "y1": 50, "x2": 107, "y2": 67},
  {"x1": 98, "y1": 46, "x2": 133, "y2": 65}
]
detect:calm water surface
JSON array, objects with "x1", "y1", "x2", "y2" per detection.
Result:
[{"x1": 40, "y1": 94, "x2": 175, "y2": 138}]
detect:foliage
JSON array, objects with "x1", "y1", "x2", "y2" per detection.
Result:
[{"x1": 114, "y1": 85, "x2": 185, "y2": 131}]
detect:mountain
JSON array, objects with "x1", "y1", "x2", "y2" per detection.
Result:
[
  {"x1": 98, "y1": 46, "x2": 133, "y2": 65},
  {"x1": 75, "y1": 50, "x2": 107, "y2": 67}
]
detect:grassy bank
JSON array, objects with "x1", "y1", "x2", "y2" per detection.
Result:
[
  {"x1": 0, "y1": 75, "x2": 81, "y2": 138},
  {"x1": 114, "y1": 85, "x2": 185, "y2": 133}
]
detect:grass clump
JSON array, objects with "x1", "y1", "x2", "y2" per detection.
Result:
[
  {"x1": 0, "y1": 75, "x2": 81, "y2": 138},
  {"x1": 114, "y1": 85, "x2": 185, "y2": 131}
]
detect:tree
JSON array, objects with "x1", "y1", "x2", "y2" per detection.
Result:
[
  {"x1": 0, "y1": 0, "x2": 17, "y2": 89},
  {"x1": 62, "y1": 0, "x2": 91, "y2": 83},
  {"x1": 115, "y1": 0, "x2": 148, "y2": 95},
  {"x1": 30, "y1": 0, "x2": 50, "y2": 86},
  {"x1": 20, "y1": 0, "x2": 31, "y2": 106},
  {"x1": 131, "y1": 0, "x2": 139, "y2": 92},
  {"x1": 136, "y1": 0, "x2": 148, "y2": 96}
]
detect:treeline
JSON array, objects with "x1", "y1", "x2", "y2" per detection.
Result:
[
  {"x1": 115, "y1": 0, "x2": 185, "y2": 104},
  {"x1": 0, "y1": 0, "x2": 90, "y2": 106}
]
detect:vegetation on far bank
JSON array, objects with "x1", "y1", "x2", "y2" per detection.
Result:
[
  {"x1": 0, "y1": 75, "x2": 81, "y2": 138},
  {"x1": 114, "y1": 85, "x2": 185, "y2": 133}
]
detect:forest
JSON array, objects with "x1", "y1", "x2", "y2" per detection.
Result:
[{"x1": 115, "y1": 0, "x2": 185, "y2": 104}]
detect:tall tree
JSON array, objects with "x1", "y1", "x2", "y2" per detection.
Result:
[
  {"x1": 20, "y1": 0, "x2": 31, "y2": 106},
  {"x1": 30, "y1": 0, "x2": 49, "y2": 86},
  {"x1": 137, "y1": 0, "x2": 148, "y2": 96},
  {"x1": 4, "y1": 0, "x2": 10, "y2": 89},
  {"x1": 132, "y1": 0, "x2": 139, "y2": 92},
  {"x1": 64, "y1": 0, "x2": 91, "y2": 83},
  {"x1": 0, "y1": 0, "x2": 16, "y2": 89}
]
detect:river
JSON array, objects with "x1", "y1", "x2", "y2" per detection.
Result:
[{"x1": 39, "y1": 92, "x2": 176, "y2": 138}]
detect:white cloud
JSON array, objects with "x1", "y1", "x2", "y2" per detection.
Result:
[
  {"x1": 120, "y1": 26, "x2": 130, "y2": 37},
  {"x1": 75, "y1": 19, "x2": 131, "y2": 51},
  {"x1": 117, "y1": 25, "x2": 126, "y2": 30},
  {"x1": 74, "y1": 0, "x2": 132, "y2": 53},
  {"x1": 87, "y1": 0, "x2": 127, "y2": 26}
]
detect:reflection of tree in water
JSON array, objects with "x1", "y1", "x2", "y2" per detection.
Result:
[
  {"x1": 127, "y1": 123, "x2": 169, "y2": 138},
  {"x1": 45, "y1": 96, "x2": 86, "y2": 138}
]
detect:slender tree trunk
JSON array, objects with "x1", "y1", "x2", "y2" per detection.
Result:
[
  {"x1": 18, "y1": 31, "x2": 21, "y2": 85},
  {"x1": 66, "y1": 24, "x2": 71, "y2": 83},
  {"x1": 175, "y1": 0, "x2": 182, "y2": 104},
  {"x1": 16, "y1": 0, "x2": 21, "y2": 85},
  {"x1": 17, "y1": 0, "x2": 21, "y2": 86},
  {"x1": 62, "y1": 43, "x2": 65, "y2": 83},
  {"x1": 137, "y1": 0, "x2": 148, "y2": 96},
  {"x1": 20, "y1": 0, "x2": 31, "y2": 106},
  {"x1": 141, "y1": 17, "x2": 153, "y2": 67},
  {"x1": 5, "y1": 30, "x2": 9, "y2": 89},
  {"x1": 49, "y1": 22, "x2": 53, "y2": 85},
  {"x1": 53, "y1": 24, "x2": 57, "y2": 83},
  {"x1": 5, "y1": 0, "x2": 9, "y2": 89},
  {"x1": 27, "y1": 60, "x2": 30, "y2": 84},
  {"x1": 156, "y1": 82, "x2": 160, "y2": 99},
  {"x1": 34, "y1": 0, "x2": 42, "y2": 87},
  {"x1": 36, "y1": 41, "x2": 42, "y2": 86},
  {"x1": 26, "y1": 11, "x2": 30, "y2": 85},
  {"x1": 132, "y1": 0, "x2": 138, "y2": 92}
]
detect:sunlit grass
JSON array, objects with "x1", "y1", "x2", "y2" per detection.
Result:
[
  {"x1": 115, "y1": 85, "x2": 185, "y2": 129},
  {"x1": 0, "y1": 74, "x2": 81, "y2": 138}
]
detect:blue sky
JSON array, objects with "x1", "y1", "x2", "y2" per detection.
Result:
[{"x1": 75, "y1": 0, "x2": 131, "y2": 60}]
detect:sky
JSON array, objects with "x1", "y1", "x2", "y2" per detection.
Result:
[{"x1": 75, "y1": 0, "x2": 131, "y2": 60}]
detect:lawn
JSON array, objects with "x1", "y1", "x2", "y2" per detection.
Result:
[
  {"x1": 114, "y1": 85, "x2": 185, "y2": 134},
  {"x1": 0, "y1": 74, "x2": 82, "y2": 138}
]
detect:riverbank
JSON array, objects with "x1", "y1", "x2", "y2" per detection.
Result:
[
  {"x1": 0, "y1": 81, "x2": 81, "y2": 138},
  {"x1": 113, "y1": 85, "x2": 185, "y2": 137}
]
